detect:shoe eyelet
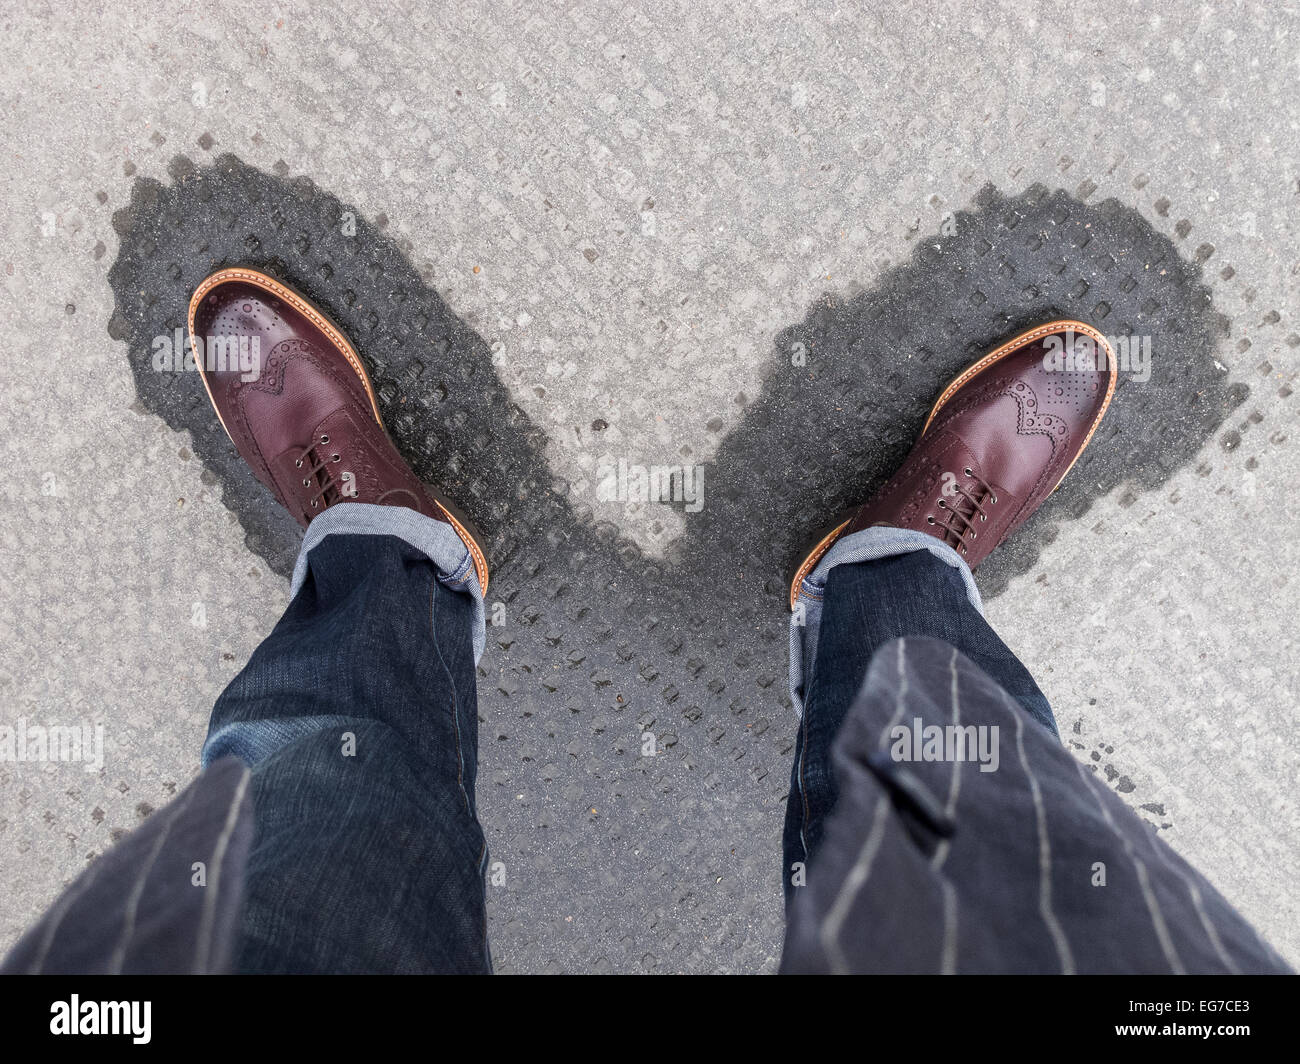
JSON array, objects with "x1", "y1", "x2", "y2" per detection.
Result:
[
  {"x1": 927, "y1": 516, "x2": 935, "y2": 524},
  {"x1": 310, "y1": 500, "x2": 318, "y2": 508},
  {"x1": 980, "y1": 514, "x2": 987, "y2": 522},
  {"x1": 937, "y1": 499, "x2": 946, "y2": 508},
  {"x1": 964, "y1": 467, "x2": 972, "y2": 476},
  {"x1": 295, "y1": 459, "x2": 302, "y2": 468},
  {"x1": 960, "y1": 547, "x2": 967, "y2": 555},
  {"x1": 969, "y1": 531, "x2": 977, "y2": 540},
  {"x1": 320, "y1": 434, "x2": 330, "y2": 444},
  {"x1": 332, "y1": 454, "x2": 341, "y2": 462},
  {"x1": 302, "y1": 479, "x2": 310, "y2": 487},
  {"x1": 991, "y1": 495, "x2": 998, "y2": 504}
]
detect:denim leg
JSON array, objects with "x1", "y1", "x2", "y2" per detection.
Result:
[
  {"x1": 783, "y1": 548, "x2": 1055, "y2": 904},
  {"x1": 203, "y1": 531, "x2": 490, "y2": 973}
]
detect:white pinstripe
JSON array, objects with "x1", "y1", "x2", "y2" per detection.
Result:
[
  {"x1": 1135, "y1": 806, "x2": 1240, "y2": 972},
  {"x1": 1071, "y1": 757, "x2": 1184, "y2": 974},
  {"x1": 108, "y1": 782, "x2": 198, "y2": 974},
  {"x1": 933, "y1": 646, "x2": 964, "y2": 973},
  {"x1": 192, "y1": 766, "x2": 252, "y2": 974},
  {"x1": 28, "y1": 851, "x2": 106, "y2": 974},
  {"x1": 815, "y1": 640, "x2": 913, "y2": 973},
  {"x1": 823, "y1": 641, "x2": 963, "y2": 974},
  {"x1": 931, "y1": 646, "x2": 964, "y2": 873},
  {"x1": 939, "y1": 879, "x2": 959, "y2": 975},
  {"x1": 818, "y1": 793, "x2": 892, "y2": 974},
  {"x1": 1005, "y1": 688, "x2": 1076, "y2": 974},
  {"x1": 877, "y1": 638, "x2": 912, "y2": 751}
]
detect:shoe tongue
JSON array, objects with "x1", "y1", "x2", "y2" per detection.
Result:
[
  {"x1": 947, "y1": 486, "x2": 979, "y2": 516},
  {"x1": 307, "y1": 407, "x2": 364, "y2": 501}
]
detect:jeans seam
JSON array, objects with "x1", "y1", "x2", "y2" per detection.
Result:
[
  {"x1": 794, "y1": 624, "x2": 835, "y2": 870},
  {"x1": 477, "y1": 838, "x2": 491, "y2": 971},
  {"x1": 429, "y1": 570, "x2": 473, "y2": 817},
  {"x1": 794, "y1": 712, "x2": 812, "y2": 870}
]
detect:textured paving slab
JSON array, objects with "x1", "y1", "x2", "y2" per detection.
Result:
[{"x1": 1, "y1": 1, "x2": 1297, "y2": 973}]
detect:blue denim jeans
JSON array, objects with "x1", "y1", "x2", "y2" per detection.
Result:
[
  {"x1": 783, "y1": 532, "x2": 1056, "y2": 904},
  {"x1": 18, "y1": 503, "x2": 1275, "y2": 974},
  {"x1": 208, "y1": 507, "x2": 1055, "y2": 967},
  {"x1": 203, "y1": 505, "x2": 490, "y2": 973}
]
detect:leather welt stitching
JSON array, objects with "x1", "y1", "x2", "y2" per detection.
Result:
[
  {"x1": 434, "y1": 501, "x2": 490, "y2": 593},
  {"x1": 789, "y1": 520, "x2": 849, "y2": 608},
  {"x1": 927, "y1": 320, "x2": 1115, "y2": 426}
]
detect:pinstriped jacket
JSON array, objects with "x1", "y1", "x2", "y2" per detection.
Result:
[
  {"x1": 2, "y1": 756, "x2": 253, "y2": 975},
  {"x1": 781, "y1": 636, "x2": 1291, "y2": 975}
]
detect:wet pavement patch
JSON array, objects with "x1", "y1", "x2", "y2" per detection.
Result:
[
  {"x1": 107, "y1": 157, "x2": 1244, "y2": 971},
  {"x1": 693, "y1": 181, "x2": 1244, "y2": 600}
]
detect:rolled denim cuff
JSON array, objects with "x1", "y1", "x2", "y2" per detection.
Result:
[
  {"x1": 788, "y1": 526, "x2": 983, "y2": 718},
  {"x1": 290, "y1": 502, "x2": 487, "y2": 664}
]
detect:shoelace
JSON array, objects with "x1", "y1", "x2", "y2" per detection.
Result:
[
  {"x1": 293, "y1": 433, "x2": 344, "y2": 512},
  {"x1": 927, "y1": 466, "x2": 997, "y2": 555},
  {"x1": 293, "y1": 434, "x2": 418, "y2": 515}
]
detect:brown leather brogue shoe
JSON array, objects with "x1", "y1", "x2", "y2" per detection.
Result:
[
  {"x1": 790, "y1": 320, "x2": 1117, "y2": 608},
  {"x1": 188, "y1": 267, "x2": 489, "y2": 593}
]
